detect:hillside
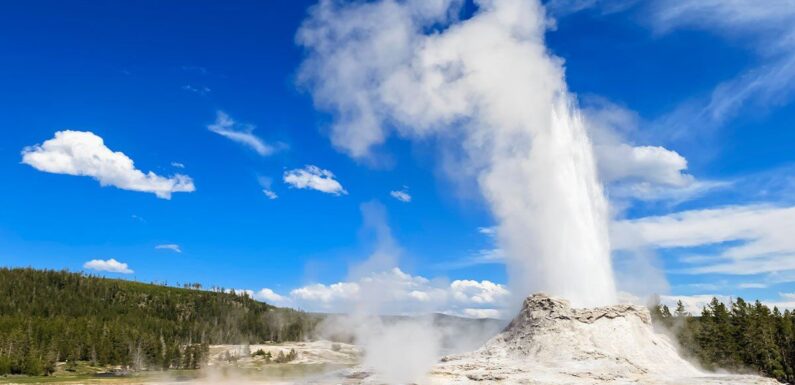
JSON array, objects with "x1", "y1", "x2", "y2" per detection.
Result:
[{"x1": 0, "y1": 268, "x2": 319, "y2": 376}]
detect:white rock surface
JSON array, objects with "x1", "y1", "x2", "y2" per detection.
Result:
[
  {"x1": 209, "y1": 340, "x2": 360, "y2": 367},
  {"x1": 424, "y1": 294, "x2": 779, "y2": 385}
]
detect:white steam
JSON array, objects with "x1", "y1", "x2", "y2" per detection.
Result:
[
  {"x1": 319, "y1": 202, "x2": 442, "y2": 384},
  {"x1": 298, "y1": 0, "x2": 616, "y2": 306}
]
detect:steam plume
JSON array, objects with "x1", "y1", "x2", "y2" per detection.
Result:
[{"x1": 298, "y1": 0, "x2": 616, "y2": 307}]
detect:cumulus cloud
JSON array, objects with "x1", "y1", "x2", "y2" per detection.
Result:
[
  {"x1": 612, "y1": 205, "x2": 795, "y2": 276},
  {"x1": 450, "y1": 280, "x2": 511, "y2": 305},
  {"x1": 208, "y1": 111, "x2": 275, "y2": 156},
  {"x1": 291, "y1": 282, "x2": 361, "y2": 307},
  {"x1": 21, "y1": 131, "x2": 195, "y2": 199},
  {"x1": 581, "y1": 98, "x2": 702, "y2": 202},
  {"x1": 597, "y1": 144, "x2": 692, "y2": 187},
  {"x1": 281, "y1": 268, "x2": 509, "y2": 318},
  {"x1": 83, "y1": 258, "x2": 133, "y2": 274},
  {"x1": 253, "y1": 288, "x2": 287, "y2": 303},
  {"x1": 390, "y1": 188, "x2": 412, "y2": 202},
  {"x1": 155, "y1": 244, "x2": 182, "y2": 253},
  {"x1": 283, "y1": 165, "x2": 347, "y2": 195}
]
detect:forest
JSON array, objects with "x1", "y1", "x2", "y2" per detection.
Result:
[
  {"x1": 2, "y1": 267, "x2": 794, "y2": 383},
  {"x1": 653, "y1": 297, "x2": 795, "y2": 383},
  {"x1": 0, "y1": 268, "x2": 320, "y2": 376}
]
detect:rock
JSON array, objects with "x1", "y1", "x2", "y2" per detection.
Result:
[{"x1": 427, "y1": 294, "x2": 780, "y2": 385}]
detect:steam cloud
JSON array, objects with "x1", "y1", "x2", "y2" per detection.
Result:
[
  {"x1": 298, "y1": 0, "x2": 616, "y2": 307},
  {"x1": 317, "y1": 202, "x2": 443, "y2": 384}
]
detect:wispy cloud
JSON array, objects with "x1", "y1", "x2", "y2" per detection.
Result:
[
  {"x1": 208, "y1": 111, "x2": 276, "y2": 156},
  {"x1": 390, "y1": 187, "x2": 411, "y2": 203},
  {"x1": 257, "y1": 176, "x2": 278, "y2": 200},
  {"x1": 262, "y1": 189, "x2": 278, "y2": 200},
  {"x1": 83, "y1": 258, "x2": 133, "y2": 274},
  {"x1": 283, "y1": 165, "x2": 347, "y2": 195},
  {"x1": 21, "y1": 131, "x2": 195, "y2": 199},
  {"x1": 612, "y1": 205, "x2": 795, "y2": 276},
  {"x1": 649, "y1": 0, "x2": 795, "y2": 142},
  {"x1": 181, "y1": 84, "x2": 211, "y2": 95},
  {"x1": 155, "y1": 244, "x2": 182, "y2": 253}
]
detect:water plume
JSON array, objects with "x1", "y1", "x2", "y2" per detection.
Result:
[{"x1": 298, "y1": 0, "x2": 616, "y2": 307}]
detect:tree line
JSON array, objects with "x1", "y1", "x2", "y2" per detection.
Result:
[
  {"x1": 652, "y1": 296, "x2": 795, "y2": 383},
  {"x1": 0, "y1": 268, "x2": 320, "y2": 376}
]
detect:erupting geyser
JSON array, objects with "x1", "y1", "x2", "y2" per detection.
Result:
[
  {"x1": 299, "y1": 0, "x2": 616, "y2": 307},
  {"x1": 298, "y1": 4, "x2": 780, "y2": 385}
]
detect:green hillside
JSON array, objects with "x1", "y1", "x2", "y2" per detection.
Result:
[{"x1": 0, "y1": 268, "x2": 319, "y2": 376}]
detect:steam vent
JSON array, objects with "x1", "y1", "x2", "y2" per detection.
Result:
[{"x1": 426, "y1": 294, "x2": 780, "y2": 385}]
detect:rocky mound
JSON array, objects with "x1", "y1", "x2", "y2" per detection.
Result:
[{"x1": 428, "y1": 294, "x2": 779, "y2": 385}]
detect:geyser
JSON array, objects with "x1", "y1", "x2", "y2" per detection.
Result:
[
  {"x1": 298, "y1": 0, "x2": 616, "y2": 306},
  {"x1": 425, "y1": 294, "x2": 779, "y2": 385}
]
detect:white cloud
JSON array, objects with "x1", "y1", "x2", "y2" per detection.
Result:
[
  {"x1": 462, "y1": 308, "x2": 502, "y2": 319},
  {"x1": 253, "y1": 288, "x2": 287, "y2": 303},
  {"x1": 155, "y1": 244, "x2": 182, "y2": 253},
  {"x1": 171, "y1": 162, "x2": 185, "y2": 168},
  {"x1": 283, "y1": 165, "x2": 347, "y2": 195},
  {"x1": 545, "y1": 0, "x2": 637, "y2": 18},
  {"x1": 608, "y1": 179, "x2": 729, "y2": 203},
  {"x1": 662, "y1": 293, "x2": 795, "y2": 314},
  {"x1": 254, "y1": 268, "x2": 509, "y2": 318},
  {"x1": 738, "y1": 283, "x2": 767, "y2": 289},
  {"x1": 83, "y1": 258, "x2": 133, "y2": 274},
  {"x1": 21, "y1": 131, "x2": 195, "y2": 199},
  {"x1": 450, "y1": 280, "x2": 510, "y2": 305},
  {"x1": 648, "y1": 0, "x2": 795, "y2": 140},
  {"x1": 581, "y1": 98, "x2": 701, "y2": 202},
  {"x1": 291, "y1": 282, "x2": 360, "y2": 307},
  {"x1": 208, "y1": 111, "x2": 275, "y2": 156},
  {"x1": 435, "y1": 227, "x2": 505, "y2": 269},
  {"x1": 181, "y1": 85, "x2": 211, "y2": 95},
  {"x1": 659, "y1": 294, "x2": 730, "y2": 315},
  {"x1": 612, "y1": 205, "x2": 795, "y2": 276},
  {"x1": 390, "y1": 188, "x2": 411, "y2": 202},
  {"x1": 596, "y1": 144, "x2": 692, "y2": 187},
  {"x1": 262, "y1": 189, "x2": 278, "y2": 200},
  {"x1": 477, "y1": 226, "x2": 496, "y2": 236},
  {"x1": 257, "y1": 176, "x2": 278, "y2": 199}
]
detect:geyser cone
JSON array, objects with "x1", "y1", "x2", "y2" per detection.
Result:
[
  {"x1": 482, "y1": 294, "x2": 698, "y2": 374},
  {"x1": 429, "y1": 294, "x2": 780, "y2": 385}
]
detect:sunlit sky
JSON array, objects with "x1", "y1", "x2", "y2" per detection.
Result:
[{"x1": 3, "y1": 0, "x2": 795, "y2": 317}]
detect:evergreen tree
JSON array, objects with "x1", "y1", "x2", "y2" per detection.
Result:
[{"x1": 0, "y1": 268, "x2": 321, "y2": 376}]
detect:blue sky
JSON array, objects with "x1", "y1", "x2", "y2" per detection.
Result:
[{"x1": 2, "y1": 0, "x2": 795, "y2": 316}]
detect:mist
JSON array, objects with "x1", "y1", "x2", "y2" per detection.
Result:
[
  {"x1": 298, "y1": 0, "x2": 616, "y2": 307},
  {"x1": 311, "y1": 202, "x2": 502, "y2": 384}
]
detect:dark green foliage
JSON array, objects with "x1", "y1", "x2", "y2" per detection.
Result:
[
  {"x1": 0, "y1": 268, "x2": 320, "y2": 376},
  {"x1": 273, "y1": 349, "x2": 297, "y2": 364},
  {"x1": 652, "y1": 296, "x2": 795, "y2": 383}
]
